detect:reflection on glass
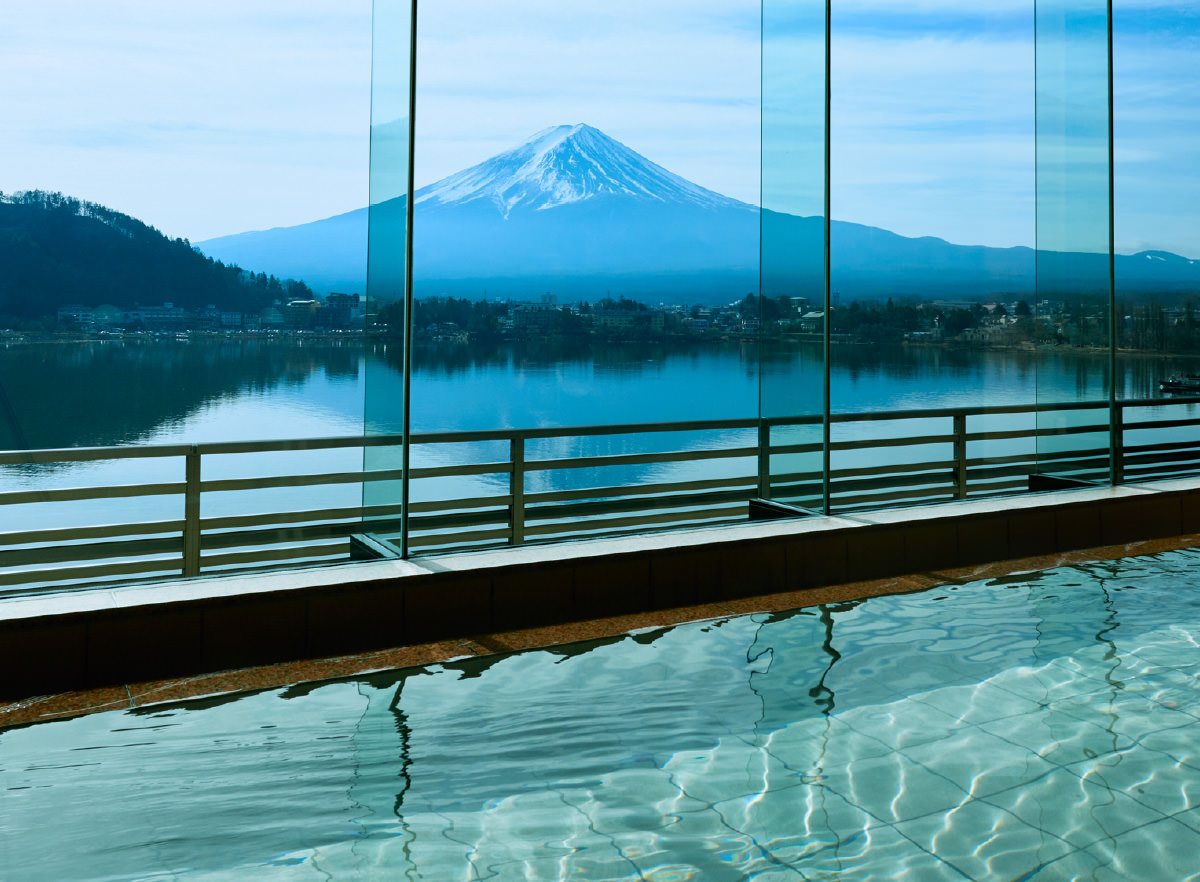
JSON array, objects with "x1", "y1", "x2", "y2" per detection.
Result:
[
  {"x1": 829, "y1": 2, "x2": 1035, "y2": 509},
  {"x1": 363, "y1": 0, "x2": 414, "y2": 546},
  {"x1": 385, "y1": 3, "x2": 761, "y2": 550},
  {"x1": 1113, "y1": 3, "x2": 1200, "y2": 483},
  {"x1": 1034, "y1": 0, "x2": 1112, "y2": 484},
  {"x1": 759, "y1": 0, "x2": 827, "y2": 511}
]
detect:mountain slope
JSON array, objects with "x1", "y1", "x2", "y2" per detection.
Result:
[
  {"x1": 198, "y1": 125, "x2": 1200, "y2": 303},
  {"x1": 0, "y1": 191, "x2": 305, "y2": 319}
]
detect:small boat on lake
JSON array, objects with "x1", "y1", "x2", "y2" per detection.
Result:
[{"x1": 1159, "y1": 375, "x2": 1200, "y2": 394}]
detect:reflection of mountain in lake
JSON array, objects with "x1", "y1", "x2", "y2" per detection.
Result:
[
  {"x1": 3, "y1": 339, "x2": 1191, "y2": 455},
  {"x1": 0, "y1": 341, "x2": 360, "y2": 450},
  {"x1": 401, "y1": 339, "x2": 756, "y2": 377}
]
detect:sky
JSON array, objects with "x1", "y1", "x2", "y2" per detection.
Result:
[
  {"x1": 1, "y1": 1, "x2": 1197, "y2": 256},
  {"x1": 0, "y1": 2, "x2": 373, "y2": 243}
]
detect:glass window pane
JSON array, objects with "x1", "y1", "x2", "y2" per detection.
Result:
[
  {"x1": 1113, "y1": 2, "x2": 1200, "y2": 484},
  {"x1": 1, "y1": 5, "x2": 374, "y2": 588},
  {"x1": 362, "y1": 1, "x2": 414, "y2": 551},
  {"x1": 759, "y1": 0, "x2": 828, "y2": 512},
  {"x1": 1034, "y1": 0, "x2": 1113, "y2": 485},
  {"x1": 389, "y1": 2, "x2": 762, "y2": 553},
  {"x1": 829, "y1": 2, "x2": 1036, "y2": 511}
]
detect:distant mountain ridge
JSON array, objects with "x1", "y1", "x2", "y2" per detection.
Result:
[{"x1": 194, "y1": 125, "x2": 1200, "y2": 304}]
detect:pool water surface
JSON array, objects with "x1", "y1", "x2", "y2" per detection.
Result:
[{"x1": 4, "y1": 550, "x2": 1200, "y2": 880}]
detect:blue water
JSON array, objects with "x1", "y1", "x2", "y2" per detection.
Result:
[
  {"x1": 3, "y1": 549, "x2": 1200, "y2": 879},
  {"x1": 1, "y1": 338, "x2": 1187, "y2": 449},
  {"x1": 4, "y1": 339, "x2": 1200, "y2": 572}
]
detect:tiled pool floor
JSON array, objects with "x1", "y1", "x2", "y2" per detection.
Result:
[
  {"x1": 187, "y1": 615, "x2": 1199, "y2": 881},
  {"x1": 748, "y1": 634, "x2": 1200, "y2": 880},
  {"x1": 377, "y1": 660, "x2": 1195, "y2": 879}
]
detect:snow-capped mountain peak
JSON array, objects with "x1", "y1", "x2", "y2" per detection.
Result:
[{"x1": 414, "y1": 124, "x2": 751, "y2": 217}]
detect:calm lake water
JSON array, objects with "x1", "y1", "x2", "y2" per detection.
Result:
[
  {"x1": 0, "y1": 336, "x2": 1187, "y2": 451},
  {"x1": 1, "y1": 337, "x2": 1197, "y2": 535}
]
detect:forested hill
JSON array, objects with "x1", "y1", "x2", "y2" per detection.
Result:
[{"x1": 0, "y1": 191, "x2": 311, "y2": 321}]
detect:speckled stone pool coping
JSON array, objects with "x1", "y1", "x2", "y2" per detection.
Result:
[{"x1": 3, "y1": 532, "x2": 1195, "y2": 731}]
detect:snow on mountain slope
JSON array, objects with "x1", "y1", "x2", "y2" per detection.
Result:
[{"x1": 414, "y1": 124, "x2": 753, "y2": 217}]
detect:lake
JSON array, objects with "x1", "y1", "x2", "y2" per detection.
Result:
[
  {"x1": 0, "y1": 336, "x2": 1188, "y2": 451},
  {"x1": 1, "y1": 336, "x2": 1196, "y2": 537}
]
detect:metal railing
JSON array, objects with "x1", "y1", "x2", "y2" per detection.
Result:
[{"x1": 3, "y1": 397, "x2": 1200, "y2": 593}]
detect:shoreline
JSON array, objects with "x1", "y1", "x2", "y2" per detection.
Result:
[{"x1": 4, "y1": 330, "x2": 1198, "y2": 359}]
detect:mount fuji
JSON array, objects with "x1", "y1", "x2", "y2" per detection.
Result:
[
  {"x1": 416, "y1": 124, "x2": 749, "y2": 216},
  {"x1": 199, "y1": 124, "x2": 758, "y2": 300},
  {"x1": 198, "y1": 124, "x2": 1200, "y2": 303}
]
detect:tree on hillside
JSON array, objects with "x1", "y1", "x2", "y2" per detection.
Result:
[{"x1": 0, "y1": 191, "x2": 313, "y2": 323}]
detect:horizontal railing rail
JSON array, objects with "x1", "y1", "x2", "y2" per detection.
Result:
[{"x1": 3, "y1": 397, "x2": 1200, "y2": 593}]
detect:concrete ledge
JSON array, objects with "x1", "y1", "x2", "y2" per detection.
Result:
[{"x1": 1, "y1": 481, "x2": 1196, "y2": 699}]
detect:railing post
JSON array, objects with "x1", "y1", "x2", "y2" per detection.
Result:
[
  {"x1": 1112, "y1": 402, "x2": 1124, "y2": 484},
  {"x1": 953, "y1": 412, "x2": 967, "y2": 499},
  {"x1": 183, "y1": 444, "x2": 201, "y2": 577},
  {"x1": 757, "y1": 419, "x2": 771, "y2": 500},
  {"x1": 510, "y1": 435, "x2": 525, "y2": 545}
]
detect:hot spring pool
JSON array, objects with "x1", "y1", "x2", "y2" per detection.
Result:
[{"x1": 4, "y1": 550, "x2": 1200, "y2": 880}]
